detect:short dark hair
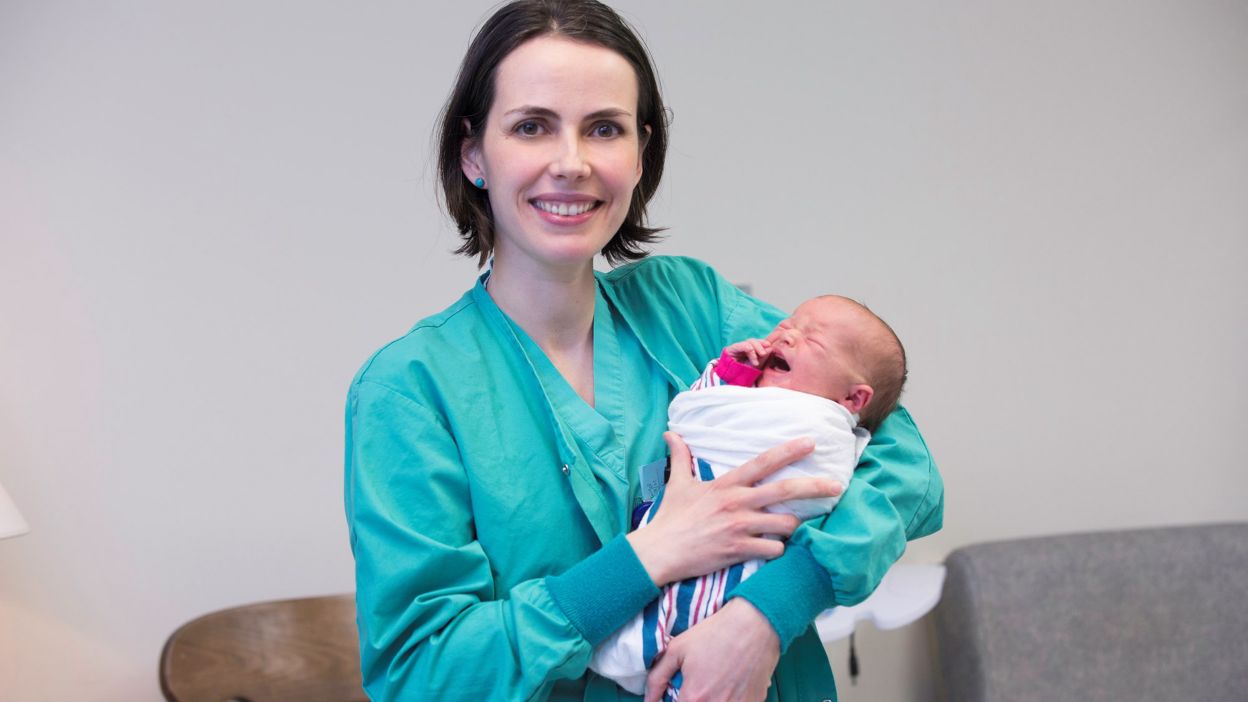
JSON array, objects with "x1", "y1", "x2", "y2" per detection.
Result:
[{"x1": 436, "y1": 0, "x2": 668, "y2": 266}]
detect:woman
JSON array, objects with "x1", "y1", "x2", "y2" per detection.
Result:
[{"x1": 344, "y1": 1, "x2": 943, "y2": 700}]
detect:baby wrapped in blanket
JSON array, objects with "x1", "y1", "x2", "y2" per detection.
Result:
[{"x1": 590, "y1": 295, "x2": 909, "y2": 698}]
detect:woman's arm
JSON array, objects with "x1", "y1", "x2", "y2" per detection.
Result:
[
  {"x1": 644, "y1": 598, "x2": 780, "y2": 702},
  {"x1": 698, "y1": 256, "x2": 944, "y2": 648},
  {"x1": 644, "y1": 408, "x2": 942, "y2": 699},
  {"x1": 346, "y1": 380, "x2": 660, "y2": 701},
  {"x1": 346, "y1": 378, "x2": 840, "y2": 700},
  {"x1": 627, "y1": 433, "x2": 842, "y2": 587},
  {"x1": 636, "y1": 257, "x2": 943, "y2": 694}
]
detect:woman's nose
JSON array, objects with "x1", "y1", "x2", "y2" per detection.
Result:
[{"x1": 550, "y1": 135, "x2": 590, "y2": 180}]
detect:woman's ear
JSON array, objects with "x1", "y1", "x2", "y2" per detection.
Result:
[
  {"x1": 843, "y1": 385, "x2": 874, "y2": 415},
  {"x1": 636, "y1": 124, "x2": 652, "y2": 178},
  {"x1": 461, "y1": 118, "x2": 484, "y2": 185}
]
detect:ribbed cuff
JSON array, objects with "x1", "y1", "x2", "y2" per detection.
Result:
[
  {"x1": 726, "y1": 544, "x2": 837, "y2": 652},
  {"x1": 715, "y1": 351, "x2": 762, "y2": 387},
  {"x1": 546, "y1": 534, "x2": 661, "y2": 647}
]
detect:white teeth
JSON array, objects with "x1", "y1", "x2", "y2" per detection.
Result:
[{"x1": 536, "y1": 200, "x2": 595, "y2": 216}]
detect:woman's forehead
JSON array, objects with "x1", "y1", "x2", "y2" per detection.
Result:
[{"x1": 492, "y1": 35, "x2": 638, "y2": 115}]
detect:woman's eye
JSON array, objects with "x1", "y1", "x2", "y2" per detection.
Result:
[
  {"x1": 515, "y1": 120, "x2": 543, "y2": 136},
  {"x1": 592, "y1": 122, "x2": 622, "y2": 138}
]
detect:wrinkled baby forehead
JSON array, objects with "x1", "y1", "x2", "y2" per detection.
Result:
[
  {"x1": 795, "y1": 296, "x2": 896, "y2": 349},
  {"x1": 794, "y1": 295, "x2": 875, "y2": 331}
]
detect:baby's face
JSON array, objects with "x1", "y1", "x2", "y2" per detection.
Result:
[{"x1": 758, "y1": 297, "x2": 869, "y2": 405}]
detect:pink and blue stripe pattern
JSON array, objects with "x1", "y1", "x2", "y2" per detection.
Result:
[{"x1": 638, "y1": 458, "x2": 747, "y2": 702}]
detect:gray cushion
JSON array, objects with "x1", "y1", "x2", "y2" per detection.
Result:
[{"x1": 934, "y1": 523, "x2": 1248, "y2": 702}]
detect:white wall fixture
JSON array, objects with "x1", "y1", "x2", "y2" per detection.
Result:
[
  {"x1": 0, "y1": 480, "x2": 31, "y2": 540},
  {"x1": 815, "y1": 564, "x2": 947, "y2": 643}
]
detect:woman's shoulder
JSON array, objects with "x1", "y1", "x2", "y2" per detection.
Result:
[
  {"x1": 601, "y1": 254, "x2": 723, "y2": 290},
  {"x1": 598, "y1": 255, "x2": 733, "y2": 316},
  {"x1": 600, "y1": 254, "x2": 783, "y2": 344},
  {"x1": 349, "y1": 288, "x2": 487, "y2": 400}
]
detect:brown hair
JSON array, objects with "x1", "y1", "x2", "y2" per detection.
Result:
[
  {"x1": 436, "y1": 0, "x2": 669, "y2": 266},
  {"x1": 857, "y1": 316, "x2": 907, "y2": 433},
  {"x1": 826, "y1": 296, "x2": 908, "y2": 433}
]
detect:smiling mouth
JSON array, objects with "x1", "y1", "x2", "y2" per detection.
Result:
[{"x1": 532, "y1": 199, "x2": 602, "y2": 217}]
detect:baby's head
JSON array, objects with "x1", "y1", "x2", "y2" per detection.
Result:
[{"x1": 758, "y1": 295, "x2": 907, "y2": 432}]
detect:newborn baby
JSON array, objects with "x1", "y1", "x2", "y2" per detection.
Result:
[{"x1": 591, "y1": 294, "x2": 908, "y2": 698}]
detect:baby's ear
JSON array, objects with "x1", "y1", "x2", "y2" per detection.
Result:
[{"x1": 844, "y1": 385, "x2": 874, "y2": 415}]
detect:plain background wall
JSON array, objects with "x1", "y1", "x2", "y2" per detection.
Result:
[{"x1": 2, "y1": 1, "x2": 1245, "y2": 699}]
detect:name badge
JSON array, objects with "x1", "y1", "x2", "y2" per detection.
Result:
[{"x1": 638, "y1": 457, "x2": 670, "y2": 502}]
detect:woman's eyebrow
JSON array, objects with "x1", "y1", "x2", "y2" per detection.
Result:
[
  {"x1": 503, "y1": 105, "x2": 559, "y2": 119},
  {"x1": 501, "y1": 106, "x2": 634, "y2": 120},
  {"x1": 583, "y1": 107, "x2": 634, "y2": 120}
]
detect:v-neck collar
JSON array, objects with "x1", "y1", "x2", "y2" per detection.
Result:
[
  {"x1": 470, "y1": 271, "x2": 627, "y2": 474},
  {"x1": 539, "y1": 291, "x2": 624, "y2": 472}
]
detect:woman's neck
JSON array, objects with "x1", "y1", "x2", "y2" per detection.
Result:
[{"x1": 486, "y1": 255, "x2": 597, "y2": 404}]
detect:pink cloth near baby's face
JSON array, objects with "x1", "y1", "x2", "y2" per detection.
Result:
[{"x1": 713, "y1": 350, "x2": 763, "y2": 388}]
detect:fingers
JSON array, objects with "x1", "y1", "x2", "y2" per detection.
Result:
[
  {"x1": 747, "y1": 512, "x2": 803, "y2": 539},
  {"x1": 727, "y1": 338, "x2": 772, "y2": 367},
  {"x1": 743, "y1": 535, "x2": 787, "y2": 561},
  {"x1": 744, "y1": 477, "x2": 843, "y2": 511},
  {"x1": 722, "y1": 437, "x2": 816, "y2": 486},
  {"x1": 724, "y1": 340, "x2": 751, "y2": 363},
  {"x1": 750, "y1": 339, "x2": 771, "y2": 362},
  {"x1": 740, "y1": 339, "x2": 763, "y2": 366},
  {"x1": 645, "y1": 649, "x2": 681, "y2": 702},
  {"x1": 662, "y1": 432, "x2": 694, "y2": 485}
]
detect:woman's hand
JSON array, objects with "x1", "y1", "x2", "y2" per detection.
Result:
[
  {"x1": 643, "y1": 598, "x2": 780, "y2": 702},
  {"x1": 627, "y1": 432, "x2": 841, "y2": 587}
]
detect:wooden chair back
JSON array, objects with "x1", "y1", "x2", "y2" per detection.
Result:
[{"x1": 159, "y1": 593, "x2": 367, "y2": 702}]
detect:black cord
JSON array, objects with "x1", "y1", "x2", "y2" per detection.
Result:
[{"x1": 848, "y1": 631, "x2": 860, "y2": 686}]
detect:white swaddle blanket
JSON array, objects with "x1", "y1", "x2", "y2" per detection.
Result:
[
  {"x1": 667, "y1": 384, "x2": 869, "y2": 518},
  {"x1": 589, "y1": 385, "x2": 870, "y2": 694}
]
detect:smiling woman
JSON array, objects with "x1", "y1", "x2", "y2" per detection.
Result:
[
  {"x1": 460, "y1": 36, "x2": 648, "y2": 281},
  {"x1": 344, "y1": 2, "x2": 942, "y2": 701},
  {"x1": 437, "y1": 0, "x2": 668, "y2": 269}
]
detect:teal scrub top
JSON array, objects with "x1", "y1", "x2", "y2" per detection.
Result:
[{"x1": 345, "y1": 256, "x2": 943, "y2": 702}]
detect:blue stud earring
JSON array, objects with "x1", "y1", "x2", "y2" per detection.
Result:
[{"x1": 474, "y1": 177, "x2": 486, "y2": 189}]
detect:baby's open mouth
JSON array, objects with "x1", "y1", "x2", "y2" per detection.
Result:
[{"x1": 765, "y1": 353, "x2": 790, "y2": 372}]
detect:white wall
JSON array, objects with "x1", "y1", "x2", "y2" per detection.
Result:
[{"x1": 2, "y1": 1, "x2": 1245, "y2": 700}]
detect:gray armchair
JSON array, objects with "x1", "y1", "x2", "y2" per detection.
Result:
[{"x1": 933, "y1": 523, "x2": 1248, "y2": 701}]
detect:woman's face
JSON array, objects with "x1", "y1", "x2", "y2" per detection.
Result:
[{"x1": 462, "y1": 35, "x2": 647, "y2": 276}]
